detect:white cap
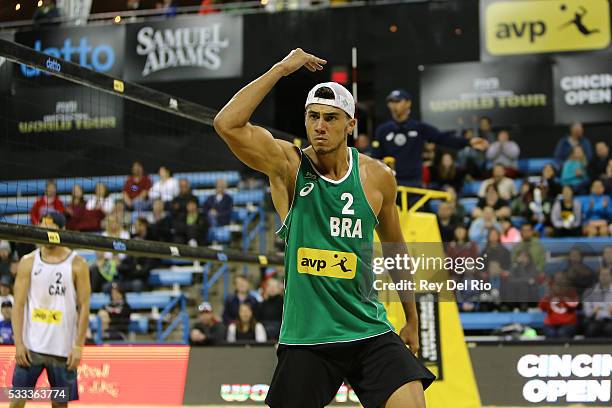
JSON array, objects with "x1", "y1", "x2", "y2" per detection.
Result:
[{"x1": 305, "y1": 82, "x2": 355, "y2": 118}]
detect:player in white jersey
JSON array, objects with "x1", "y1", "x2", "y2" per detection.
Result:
[{"x1": 10, "y1": 212, "x2": 91, "y2": 407}]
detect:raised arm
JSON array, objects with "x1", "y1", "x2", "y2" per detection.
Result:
[
  {"x1": 374, "y1": 165, "x2": 420, "y2": 356},
  {"x1": 213, "y1": 48, "x2": 326, "y2": 177}
]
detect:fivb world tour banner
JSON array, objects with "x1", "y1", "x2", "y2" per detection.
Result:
[
  {"x1": 124, "y1": 14, "x2": 243, "y2": 82},
  {"x1": 419, "y1": 60, "x2": 553, "y2": 129}
]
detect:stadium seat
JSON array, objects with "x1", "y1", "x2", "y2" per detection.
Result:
[
  {"x1": 0, "y1": 214, "x2": 30, "y2": 224},
  {"x1": 125, "y1": 292, "x2": 173, "y2": 309},
  {"x1": 459, "y1": 197, "x2": 479, "y2": 214},
  {"x1": 460, "y1": 312, "x2": 546, "y2": 330},
  {"x1": 518, "y1": 158, "x2": 556, "y2": 176},
  {"x1": 540, "y1": 237, "x2": 611, "y2": 256},
  {"x1": 90, "y1": 291, "x2": 174, "y2": 310},
  {"x1": 148, "y1": 269, "x2": 194, "y2": 287},
  {"x1": 462, "y1": 181, "x2": 481, "y2": 196},
  {"x1": 90, "y1": 293, "x2": 110, "y2": 310},
  {"x1": 208, "y1": 226, "x2": 232, "y2": 243},
  {"x1": 174, "y1": 171, "x2": 240, "y2": 189}
]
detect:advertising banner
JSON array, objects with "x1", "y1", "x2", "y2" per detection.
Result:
[
  {"x1": 417, "y1": 292, "x2": 443, "y2": 380},
  {"x1": 470, "y1": 343, "x2": 612, "y2": 406},
  {"x1": 124, "y1": 14, "x2": 243, "y2": 82},
  {"x1": 9, "y1": 86, "x2": 123, "y2": 149},
  {"x1": 553, "y1": 55, "x2": 612, "y2": 124},
  {"x1": 480, "y1": 0, "x2": 611, "y2": 59},
  {"x1": 184, "y1": 346, "x2": 362, "y2": 405},
  {"x1": 0, "y1": 346, "x2": 190, "y2": 405},
  {"x1": 14, "y1": 25, "x2": 125, "y2": 84},
  {"x1": 420, "y1": 61, "x2": 553, "y2": 128}
]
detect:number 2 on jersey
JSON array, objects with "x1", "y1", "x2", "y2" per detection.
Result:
[{"x1": 341, "y1": 193, "x2": 354, "y2": 215}]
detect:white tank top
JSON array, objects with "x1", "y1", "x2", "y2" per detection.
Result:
[{"x1": 24, "y1": 249, "x2": 78, "y2": 358}]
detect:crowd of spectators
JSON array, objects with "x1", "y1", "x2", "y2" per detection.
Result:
[
  {"x1": 27, "y1": 161, "x2": 234, "y2": 295},
  {"x1": 190, "y1": 274, "x2": 284, "y2": 345},
  {"x1": 361, "y1": 89, "x2": 611, "y2": 340}
]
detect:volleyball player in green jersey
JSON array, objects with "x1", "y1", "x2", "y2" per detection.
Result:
[{"x1": 214, "y1": 48, "x2": 434, "y2": 408}]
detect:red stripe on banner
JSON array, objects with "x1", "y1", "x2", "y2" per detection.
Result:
[{"x1": 0, "y1": 345, "x2": 189, "y2": 405}]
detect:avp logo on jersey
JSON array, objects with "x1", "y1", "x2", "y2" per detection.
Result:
[
  {"x1": 32, "y1": 308, "x2": 63, "y2": 325},
  {"x1": 297, "y1": 247, "x2": 357, "y2": 279}
]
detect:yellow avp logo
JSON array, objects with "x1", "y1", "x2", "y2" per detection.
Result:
[
  {"x1": 32, "y1": 308, "x2": 63, "y2": 325},
  {"x1": 297, "y1": 247, "x2": 357, "y2": 279},
  {"x1": 485, "y1": 0, "x2": 610, "y2": 55}
]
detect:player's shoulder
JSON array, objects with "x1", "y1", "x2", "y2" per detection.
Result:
[
  {"x1": 275, "y1": 139, "x2": 302, "y2": 168},
  {"x1": 71, "y1": 254, "x2": 88, "y2": 270},
  {"x1": 359, "y1": 154, "x2": 396, "y2": 183},
  {"x1": 19, "y1": 250, "x2": 37, "y2": 264}
]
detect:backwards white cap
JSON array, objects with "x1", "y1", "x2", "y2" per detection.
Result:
[{"x1": 305, "y1": 82, "x2": 355, "y2": 118}]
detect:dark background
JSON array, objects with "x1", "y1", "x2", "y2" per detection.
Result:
[{"x1": 1, "y1": 1, "x2": 611, "y2": 180}]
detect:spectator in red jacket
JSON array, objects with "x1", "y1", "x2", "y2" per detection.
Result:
[
  {"x1": 30, "y1": 180, "x2": 65, "y2": 225},
  {"x1": 66, "y1": 184, "x2": 105, "y2": 231},
  {"x1": 539, "y1": 272, "x2": 579, "y2": 339},
  {"x1": 123, "y1": 161, "x2": 152, "y2": 212}
]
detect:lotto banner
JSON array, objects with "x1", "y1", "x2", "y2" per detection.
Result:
[{"x1": 0, "y1": 346, "x2": 189, "y2": 405}]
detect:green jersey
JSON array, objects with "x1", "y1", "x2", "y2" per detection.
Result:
[{"x1": 278, "y1": 147, "x2": 394, "y2": 345}]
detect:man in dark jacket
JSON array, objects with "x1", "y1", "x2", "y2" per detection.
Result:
[
  {"x1": 222, "y1": 275, "x2": 260, "y2": 325},
  {"x1": 373, "y1": 89, "x2": 488, "y2": 187},
  {"x1": 190, "y1": 302, "x2": 226, "y2": 346},
  {"x1": 203, "y1": 179, "x2": 233, "y2": 227}
]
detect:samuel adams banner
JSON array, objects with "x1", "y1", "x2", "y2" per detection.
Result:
[
  {"x1": 124, "y1": 14, "x2": 243, "y2": 82},
  {"x1": 480, "y1": 0, "x2": 611, "y2": 59},
  {"x1": 554, "y1": 55, "x2": 612, "y2": 124},
  {"x1": 420, "y1": 61, "x2": 553, "y2": 128}
]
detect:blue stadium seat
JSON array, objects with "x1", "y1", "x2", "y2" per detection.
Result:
[
  {"x1": 462, "y1": 181, "x2": 481, "y2": 196},
  {"x1": 232, "y1": 189, "x2": 265, "y2": 205},
  {"x1": 90, "y1": 293, "x2": 110, "y2": 310},
  {"x1": 544, "y1": 257, "x2": 602, "y2": 276},
  {"x1": 0, "y1": 215, "x2": 30, "y2": 224},
  {"x1": 517, "y1": 158, "x2": 556, "y2": 176},
  {"x1": 0, "y1": 197, "x2": 37, "y2": 214},
  {"x1": 459, "y1": 197, "x2": 479, "y2": 214},
  {"x1": 0, "y1": 172, "x2": 240, "y2": 197},
  {"x1": 540, "y1": 237, "x2": 611, "y2": 256},
  {"x1": 208, "y1": 226, "x2": 232, "y2": 243},
  {"x1": 231, "y1": 208, "x2": 250, "y2": 223},
  {"x1": 90, "y1": 292, "x2": 173, "y2": 310},
  {"x1": 510, "y1": 216, "x2": 527, "y2": 228},
  {"x1": 125, "y1": 292, "x2": 173, "y2": 309},
  {"x1": 175, "y1": 171, "x2": 240, "y2": 189},
  {"x1": 89, "y1": 315, "x2": 149, "y2": 334},
  {"x1": 460, "y1": 312, "x2": 546, "y2": 330},
  {"x1": 129, "y1": 316, "x2": 150, "y2": 333},
  {"x1": 148, "y1": 269, "x2": 194, "y2": 287}
]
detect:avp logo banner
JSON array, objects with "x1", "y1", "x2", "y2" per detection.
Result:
[
  {"x1": 15, "y1": 25, "x2": 125, "y2": 79},
  {"x1": 481, "y1": 0, "x2": 610, "y2": 57},
  {"x1": 124, "y1": 14, "x2": 243, "y2": 82}
]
